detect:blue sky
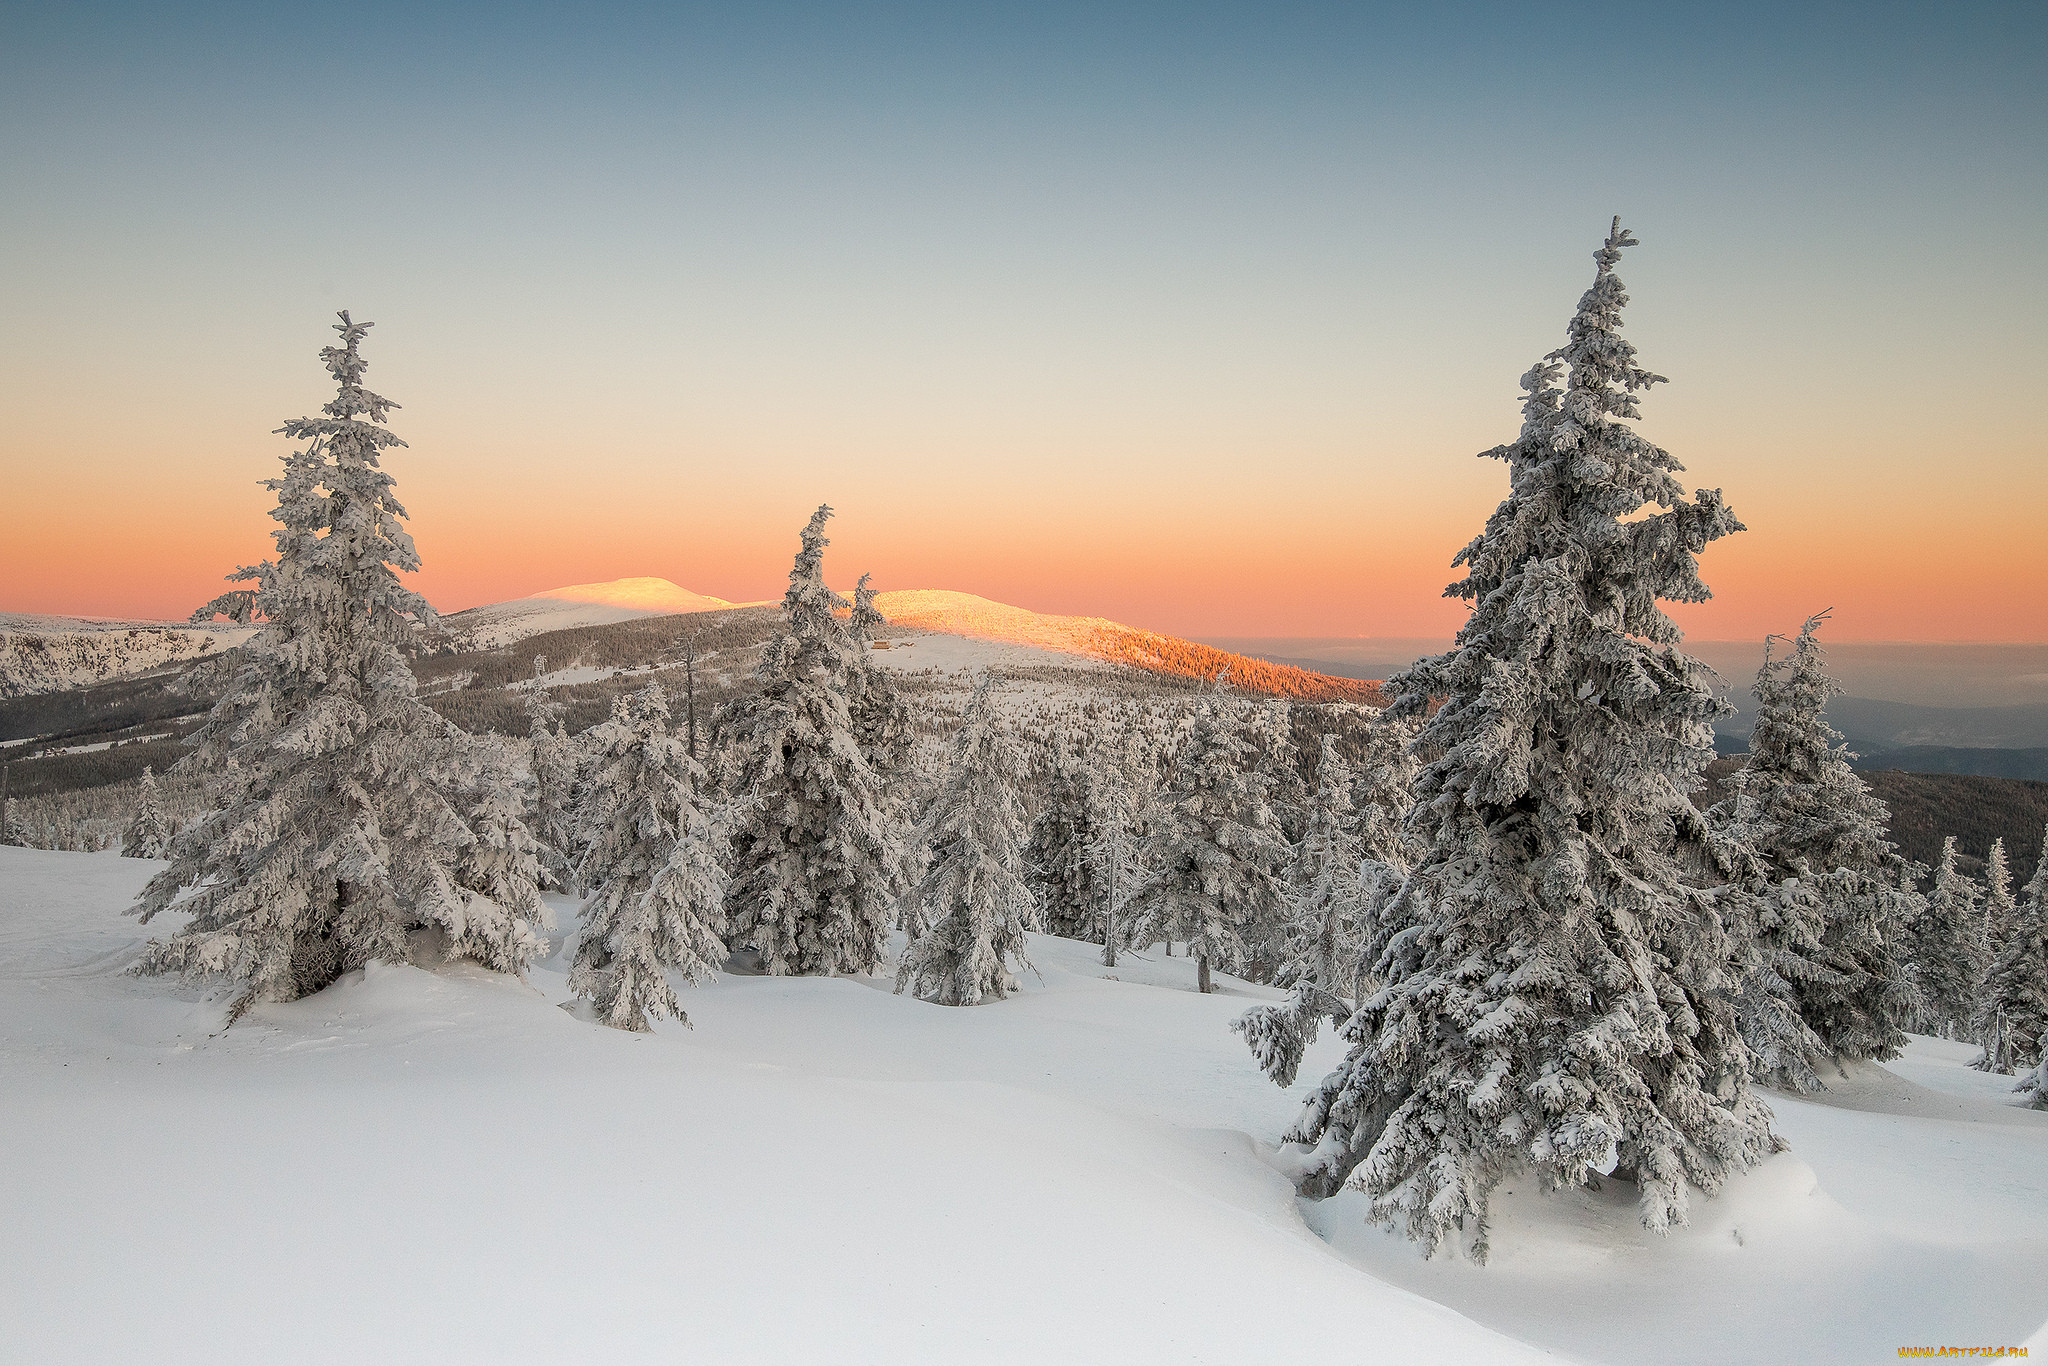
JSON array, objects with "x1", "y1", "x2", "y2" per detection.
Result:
[{"x1": 4, "y1": 2, "x2": 2044, "y2": 638}]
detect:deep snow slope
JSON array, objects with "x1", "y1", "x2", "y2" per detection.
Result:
[
  {"x1": 3, "y1": 844, "x2": 2044, "y2": 1364},
  {"x1": 0, "y1": 846, "x2": 1539, "y2": 1366}
]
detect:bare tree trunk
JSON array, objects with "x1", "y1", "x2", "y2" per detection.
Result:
[{"x1": 1198, "y1": 953, "x2": 1213, "y2": 994}]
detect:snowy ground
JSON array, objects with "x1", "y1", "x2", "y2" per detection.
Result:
[{"x1": 3, "y1": 844, "x2": 2044, "y2": 1364}]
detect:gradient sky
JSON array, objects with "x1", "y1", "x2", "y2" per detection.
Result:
[{"x1": 4, "y1": 2, "x2": 2044, "y2": 641}]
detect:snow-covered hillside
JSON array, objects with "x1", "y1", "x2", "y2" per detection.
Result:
[
  {"x1": 3, "y1": 843, "x2": 2044, "y2": 1365},
  {"x1": 0, "y1": 614, "x2": 256, "y2": 699},
  {"x1": 443, "y1": 580, "x2": 1380, "y2": 703},
  {"x1": 443, "y1": 577, "x2": 736, "y2": 648}
]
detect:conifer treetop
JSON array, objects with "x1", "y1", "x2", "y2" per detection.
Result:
[{"x1": 278, "y1": 311, "x2": 406, "y2": 447}]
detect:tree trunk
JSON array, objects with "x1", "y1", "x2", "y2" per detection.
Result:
[{"x1": 1197, "y1": 953, "x2": 1213, "y2": 994}]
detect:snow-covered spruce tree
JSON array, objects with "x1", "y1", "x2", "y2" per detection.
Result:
[
  {"x1": 896, "y1": 672, "x2": 1035, "y2": 1005},
  {"x1": 848, "y1": 573, "x2": 915, "y2": 781},
  {"x1": 570, "y1": 683, "x2": 728, "y2": 1031},
  {"x1": 1708, "y1": 613, "x2": 1919, "y2": 1079},
  {"x1": 1254, "y1": 699, "x2": 1312, "y2": 843},
  {"x1": 131, "y1": 313, "x2": 545, "y2": 1015},
  {"x1": 1982, "y1": 839, "x2": 2017, "y2": 945},
  {"x1": 1282, "y1": 222, "x2": 1775, "y2": 1258},
  {"x1": 1912, "y1": 836, "x2": 1990, "y2": 1040},
  {"x1": 1124, "y1": 705, "x2": 1288, "y2": 994},
  {"x1": 449, "y1": 746, "x2": 554, "y2": 974},
  {"x1": 1026, "y1": 746, "x2": 1104, "y2": 940},
  {"x1": 1351, "y1": 707, "x2": 1420, "y2": 876},
  {"x1": 122, "y1": 766, "x2": 175, "y2": 859},
  {"x1": 1235, "y1": 735, "x2": 1366, "y2": 1086},
  {"x1": 1974, "y1": 828, "x2": 2047, "y2": 1074},
  {"x1": 1346, "y1": 706, "x2": 1422, "y2": 997},
  {"x1": 721, "y1": 506, "x2": 911, "y2": 976},
  {"x1": 2020, "y1": 1052, "x2": 2048, "y2": 1110},
  {"x1": 1087, "y1": 740, "x2": 1144, "y2": 968},
  {"x1": 525, "y1": 657, "x2": 578, "y2": 891}
]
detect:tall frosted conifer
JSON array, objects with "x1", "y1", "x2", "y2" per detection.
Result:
[
  {"x1": 1026, "y1": 744, "x2": 1106, "y2": 941},
  {"x1": 722, "y1": 507, "x2": 911, "y2": 976},
  {"x1": 122, "y1": 766, "x2": 174, "y2": 859},
  {"x1": 1710, "y1": 614, "x2": 1919, "y2": 1076},
  {"x1": 1282, "y1": 223, "x2": 1774, "y2": 1258},
  {"x1": 1981, "y1": 835, "x2": 2048, "y2": 1070},
  {"x1": 1913, "y1": 837, "x2": 1989, "y2": 1039},
  {"x1": 847, "y1": 573, "x2": 914, "y2": 781},
  {"x1": 1236, "y1": 736, "x2": 1367, "y2": 1085},
  {"x1": 896, "y1": 672, "x2": 1035, "y2": 1005},
  {"x1": 450, "y1": 746, "x2": 554, "y2": 974},
  {"x1": 1124, "y1": 706, "x2": 1288, "y2": 993},
  {"x1": 1976, "y1": 835, "x2": 2048, "y2": 1072},
  {"x1": 570, "y1": 683, "x2": 727, "y2": 1030},
  {"x1": 131, "y1": 314, "x2": 546, "y2": 1014},
  {"x1": 526, "y1": 657, "x2": 578, "y2": 891},
  {"x1": 1982, "y1": 840, "x2": 2017, "y2": 944}
]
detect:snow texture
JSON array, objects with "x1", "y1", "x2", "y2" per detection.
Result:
[{"x1": 5, "y1": 843, "x2": 2046, "y2": 1365}]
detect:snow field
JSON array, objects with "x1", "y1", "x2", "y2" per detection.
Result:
[{"x1": 3, "y1": 844, "x2": 2045, "y2": 1365}]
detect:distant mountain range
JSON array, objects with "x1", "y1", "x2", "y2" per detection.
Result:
[{"x1": 444, "y1": 578, "x2": 740, "y2": 647}]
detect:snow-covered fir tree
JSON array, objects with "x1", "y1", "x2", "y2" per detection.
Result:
[
  {"x1": 448, "y1": 747, "x2": 554, "y2": 974},
  {"x1": 1974, "y1": 828, "x2": 2047, "y2": 1074},
  {"x1": 122, "y1": 766, "x2": 175, "y2": 859},
  {"x1": 1086, "y1": 739, "x2": 1144, "y2": 969},
  {"x1": 1026, "y1": 745, "x2": 1104, "y2": 940},
  {"x1": 525, "y1": 657, "x2": 578, "y2": 891},
  {"x1": 1912, "y1": 836, "x2": 1990, "y2": 1040},
  {"x1": 847, "y1": 572, "x2": 914, "y2": 782},
  {"x1": 130, "y1": 313, "x2": 546, "y2": 1016},
  {"x1": 1346, "y1": 706, "x2": 1422, "y2": 993},
  {"x1": 1282, "y1": 222, "x2": 1774, "y2": 1258},
  {"x1": 720, "y1": 506, "x2": 911, "y2": 976},
  {"x1": 896, "y1": 672, "x2": 1035, "y2": 1006},
  {"x1": 1124, "y1": 705, "x2": 1288, "y2": 994},
  {"x1": 1709, "y1": 613, "x2": 1920, "y2": 1081},
  {"x1": 1982, "y1": 838, "x2": 2017, "y2": 945},
  {"x1": 2020, "y1": 1051, "x2": 2048, "y2": 1110},
  {"x1": 1235, "y1": 735, "x2": 1366, "y2": 1086},
  {"x1": 1253, "y1": 699, "x2": 1311, "y2": 842},
  {"x1": 570, "y1": 683, "x2": 728, "y2": 1031}
]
